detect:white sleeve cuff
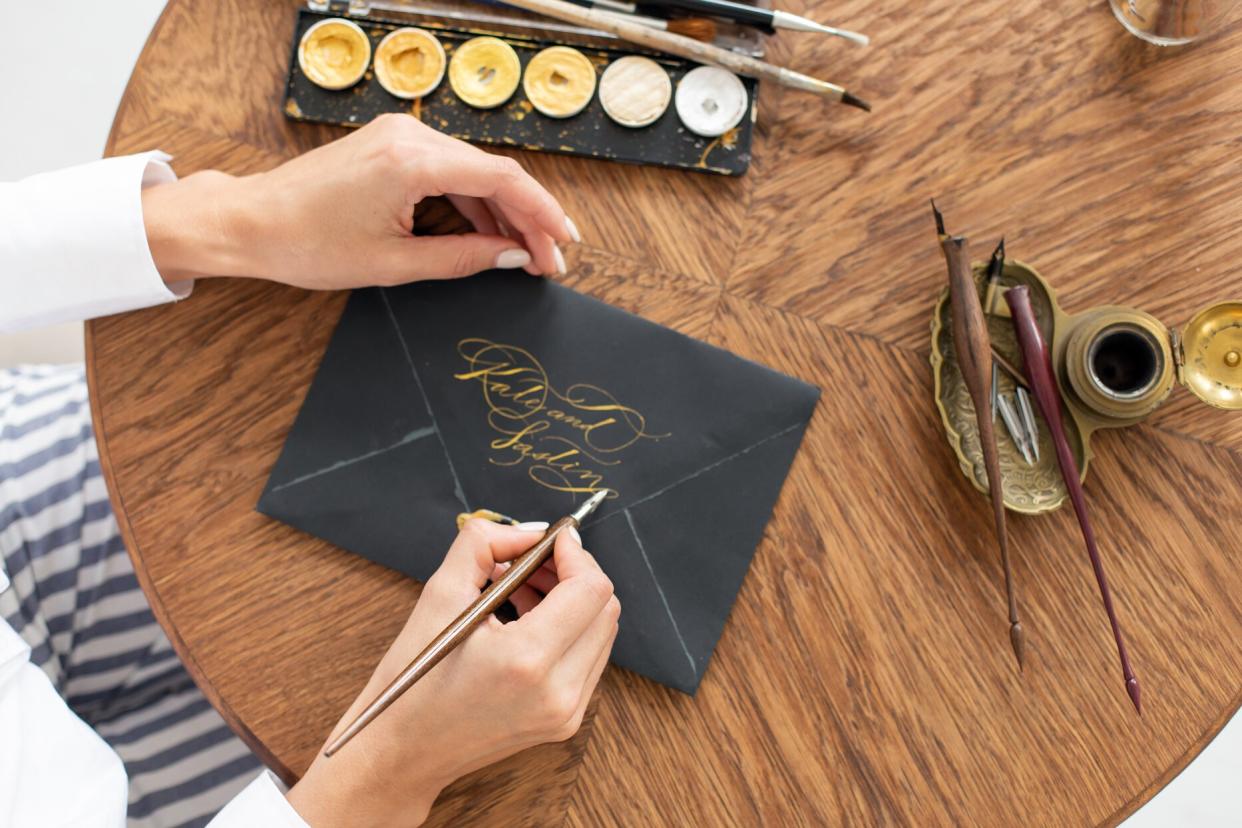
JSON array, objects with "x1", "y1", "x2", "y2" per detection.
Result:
[
  {"x1": 207, "y1": 771, "x2": 311, "y2": 827},
  {"x1": 0, "y1": 151, "x2": 193, "y2": 333}
]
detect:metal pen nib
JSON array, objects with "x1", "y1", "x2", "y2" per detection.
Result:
[
  {"x1": 1015, "y1": 387, "x2": 1040, "y2": 463},
  {"x1": 571, "y1": 490, "x2": 609, "y2": 525},
  {"x1": 997, "y1": 394, "x2": 1034, "y2": 466},
  {"x1": 990, "y1": 362, "x2": 999, "y2": 423},
  {"x1": 772, "y1": 10, "x2": 870, "y2": 45}
]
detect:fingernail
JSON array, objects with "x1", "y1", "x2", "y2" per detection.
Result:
[
  {"x1": 497, "y1": 223, "x2": 511, "y2": 239},
  {"x1": 496, "y1": 248, "x2": 532, "y2": 269},
  {"x1": 568, "y1": 526, "x2": 582, "y2": 544},
  {"x1": 553, "y1": 246, "x2": 567, "y2": 275},
  {"x1": 516, "y1": 521, "x2": 550, "y2": 532},
  {"x1": 565, "y1": 216, "x2": 581, "y2": 243},
  {"x1": 495, "y1": 561, "x2": 511, "y2": 573}
]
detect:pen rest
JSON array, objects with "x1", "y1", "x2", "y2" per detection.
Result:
[{"x1": 931, "y1": 260, "x2": 1242, "y2": 514}]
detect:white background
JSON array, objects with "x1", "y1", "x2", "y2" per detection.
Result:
[{"x1": 0, "y1": 2, "x2": 1237, "y2": 824}]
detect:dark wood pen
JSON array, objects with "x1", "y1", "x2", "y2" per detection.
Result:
[
  {"x1": 933, "y1": 202, "x2": 1024, "y2": 668},
  {"x1": 1005, "y1": 286, "x2": 1141, "y2": 713},
  {"x1": 323, "y1": 490, "x2": 610, "y2": 757}
]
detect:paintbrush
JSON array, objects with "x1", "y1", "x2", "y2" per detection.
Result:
[
  {"x1": 990, "y1": 345, "x2": 1030, "y2": 392},
  {"x1": 323, "y1": 491, "x2": 609, "y2": 756},
  {"x1": 485, "y1": 0, "x2": 718, "y2": 40},
  {"x1": 497, "y1": 0, "x2": 870, "y2": 109},
  {"x1": 1005, "y1": 286, "x2": 1141, "y2": 714},
  {"x1": 933, "y1": 202, "x2": 1024, "y2": 668},
  {"x1": 984, "y1": 238, "x2": 1005, "y2": 314},
  {"x1": 595, "y1": 8, "x2": 717, "y2": 40},
  {"x1": 631, "y1": 0, "x2": 869, "y2": 44}
]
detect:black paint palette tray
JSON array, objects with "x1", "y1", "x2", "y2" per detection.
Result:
[{"x1": 283, "y1": 5, "x2": 757, "y2": 175}]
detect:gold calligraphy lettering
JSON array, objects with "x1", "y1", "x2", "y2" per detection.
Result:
[{"x1": 455, "y1": 337, "x2": 667, "y2": 497}]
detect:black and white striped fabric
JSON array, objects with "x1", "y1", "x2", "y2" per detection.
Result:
[{"x1": 0, "y1": 364, "x2": 262, "y2": 827}]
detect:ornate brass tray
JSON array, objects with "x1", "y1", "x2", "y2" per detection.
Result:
[
  {"x1": 931, "y1": 259, "x2": 1241, "y2": 515},
  {"x1": 930, "y1": 261, "x2": 1087, "y2": 514}
]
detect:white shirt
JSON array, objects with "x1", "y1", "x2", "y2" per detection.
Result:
[{"x1": 0, "y1": 154, "x2": 309, "y2": 826}]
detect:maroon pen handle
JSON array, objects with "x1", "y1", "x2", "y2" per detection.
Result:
[{"x1": 1005, "y1": 286, "x2": 1141, "y2": 712}]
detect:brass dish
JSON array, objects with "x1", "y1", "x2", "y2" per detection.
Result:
[
  {"x1": 931, "y1": 261, "x2": 1088, "y2": 514},
  {"x1": 932, "y1": 260, "x2": 1241, "y2": 514}
]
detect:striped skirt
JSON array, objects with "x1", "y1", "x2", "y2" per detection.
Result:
[{"x1": 0, "y1": 364, "x2": 263, "y2": 827}]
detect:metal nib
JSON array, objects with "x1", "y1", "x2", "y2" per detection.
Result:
[
  {"x1": 1015, "y1": 387, "x2": 1040, "y2": 462},
  {"x1": 571, "y1": 490, "x2": 609, "y2": 524},
  {"x1": 997, "y1": 395, "x2": 1034, "y2": 466},
  {"x1": 991, "y1": 362, "x2": 999, "y2": 423}
]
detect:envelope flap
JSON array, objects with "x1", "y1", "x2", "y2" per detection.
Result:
[
  {"x1": 591, "y1": 419, "x2": 811, "y2": 693},
  {"x1": 382, "y1": 275, "x2": 819, "y2": 525},
  {"x1": 263, "y1": 289, "x2": 444, "y2": 493},
  {"x1": 258, "y1": 273, "x2": 820, "y2": 695}
]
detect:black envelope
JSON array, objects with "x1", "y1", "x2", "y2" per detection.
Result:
[{"x1": 258, "y1": 273, "x2": 819, "y2": 694}]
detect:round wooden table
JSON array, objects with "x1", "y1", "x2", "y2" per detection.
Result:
[{"x1": 89, "y1": 1, "x2": 1242, "y2": 824}]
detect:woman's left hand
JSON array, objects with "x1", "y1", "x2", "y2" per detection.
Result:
[{"x1": 142, "y1": 114, "x2": 579, "y2": 286}]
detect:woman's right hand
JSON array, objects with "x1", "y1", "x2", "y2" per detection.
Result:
[{"x1": 286, "y1": 519, "x2": 619, "y2": 827}]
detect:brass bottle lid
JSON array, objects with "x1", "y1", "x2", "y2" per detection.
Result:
[{"x1": 1177, "y1": 300, "x2": 1242, "y2": 410}]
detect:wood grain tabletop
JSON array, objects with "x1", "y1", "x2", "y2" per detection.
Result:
[{"x1": 87, "y1": 0, "x2": 1242, "y2": 824}]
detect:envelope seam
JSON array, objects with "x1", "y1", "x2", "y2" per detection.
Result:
[
  {"x1": 587, "y1": 420, "x2": 805, "y2": 528},
  {"x1": 380, "y1": 288, "x2": 470, "y2": 511},
  {"x1": 624, "y1": 507, "x2": 698, "y2": 687},
  {"x1": 268, "y1": 425, "x2": 438, "y2": 493}
]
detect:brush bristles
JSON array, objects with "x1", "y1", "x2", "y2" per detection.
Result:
[
  {"x1": 841, "y1": 91, "x2": 872, "y2": 112},
  {"x1": 665, "y1": 17, "x2": 716, "y2": 42}
]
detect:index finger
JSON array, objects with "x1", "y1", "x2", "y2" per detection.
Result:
[
  {"x1": 426, "y1": 519, "x2": 550, "y2": 599},
  {"x1": 511, "y1": 529, "x2": 614, "y2": 654},
  {"x1": 413, "y1": 138, "x2": 572, "y2": 245}
]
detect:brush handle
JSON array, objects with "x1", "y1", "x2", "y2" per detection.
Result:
[
  {"x1": 641, "y1": 0, "x2": 775, "y2": 31},
  {"x1": 480, "y1": 0, "x2": 666, "y2": 31},
  {"x1": 1005, "y1": 286, "x2": 1140, "y2": 711},
  {"x1": 496, "y1": 0, "x2": 851, "y2": 100}
]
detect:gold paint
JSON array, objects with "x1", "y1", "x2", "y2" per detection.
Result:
[
  {"x1": 696, "y1": 136, "x2": 721, "y2": 168},
  {"x1": 1226, "y1": 350, "x2": 1240, "y2": 368},
  {"x1": 284, "y1": 99, "x2": 304, "y2": 118},
  {"x1": 522, "y1": 46, "x2": 596, "y2": 118},
  {"x1": 455, "y1": 509, "x2": 519, "y2": 530},
  {"x1": 298, "y1": 18, "x2": 371, "y2": 91},
  {"x1": 449, "y1": 36, "x2": 521, "y2": 109},
  {"x1": 374, "y1": 28, "x2": 446, "y2": 100},
  {"x1": 454, "y1": 338, "x2": 668, "y2": 497}
]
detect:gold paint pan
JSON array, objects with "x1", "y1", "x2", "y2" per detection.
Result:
[
  {"x1": 298, "y1": 17, "x2": 371, "y2": 91},
  {"x1": 374, "y1": 28, "x2": 447, "y2": 100},
  {"x1": 449, "y1": 36, "x2": 522, "y2": 109},
  {"x1": 523, "y1": 46, "x2": 597, "y2": 118}
]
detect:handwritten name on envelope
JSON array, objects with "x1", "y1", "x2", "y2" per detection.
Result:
[{"x1": 453, "y1": 338, "x2": 668, "y2": 497}]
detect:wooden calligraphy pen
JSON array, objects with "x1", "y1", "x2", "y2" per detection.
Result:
[
  {"x1": 324, "y1": 490, "x2": 610, "y2": 756},
  {"x1": 932, "y1": 202, "x2": 1024, "y2": 668},
  {"x1": 1005, "y1": 286, "x2": 1141, "y2": 713}
]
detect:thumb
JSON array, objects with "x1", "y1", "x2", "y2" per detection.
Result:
[{"x1": 389, "y1": 233, "x2": 533, "y2": 281}]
